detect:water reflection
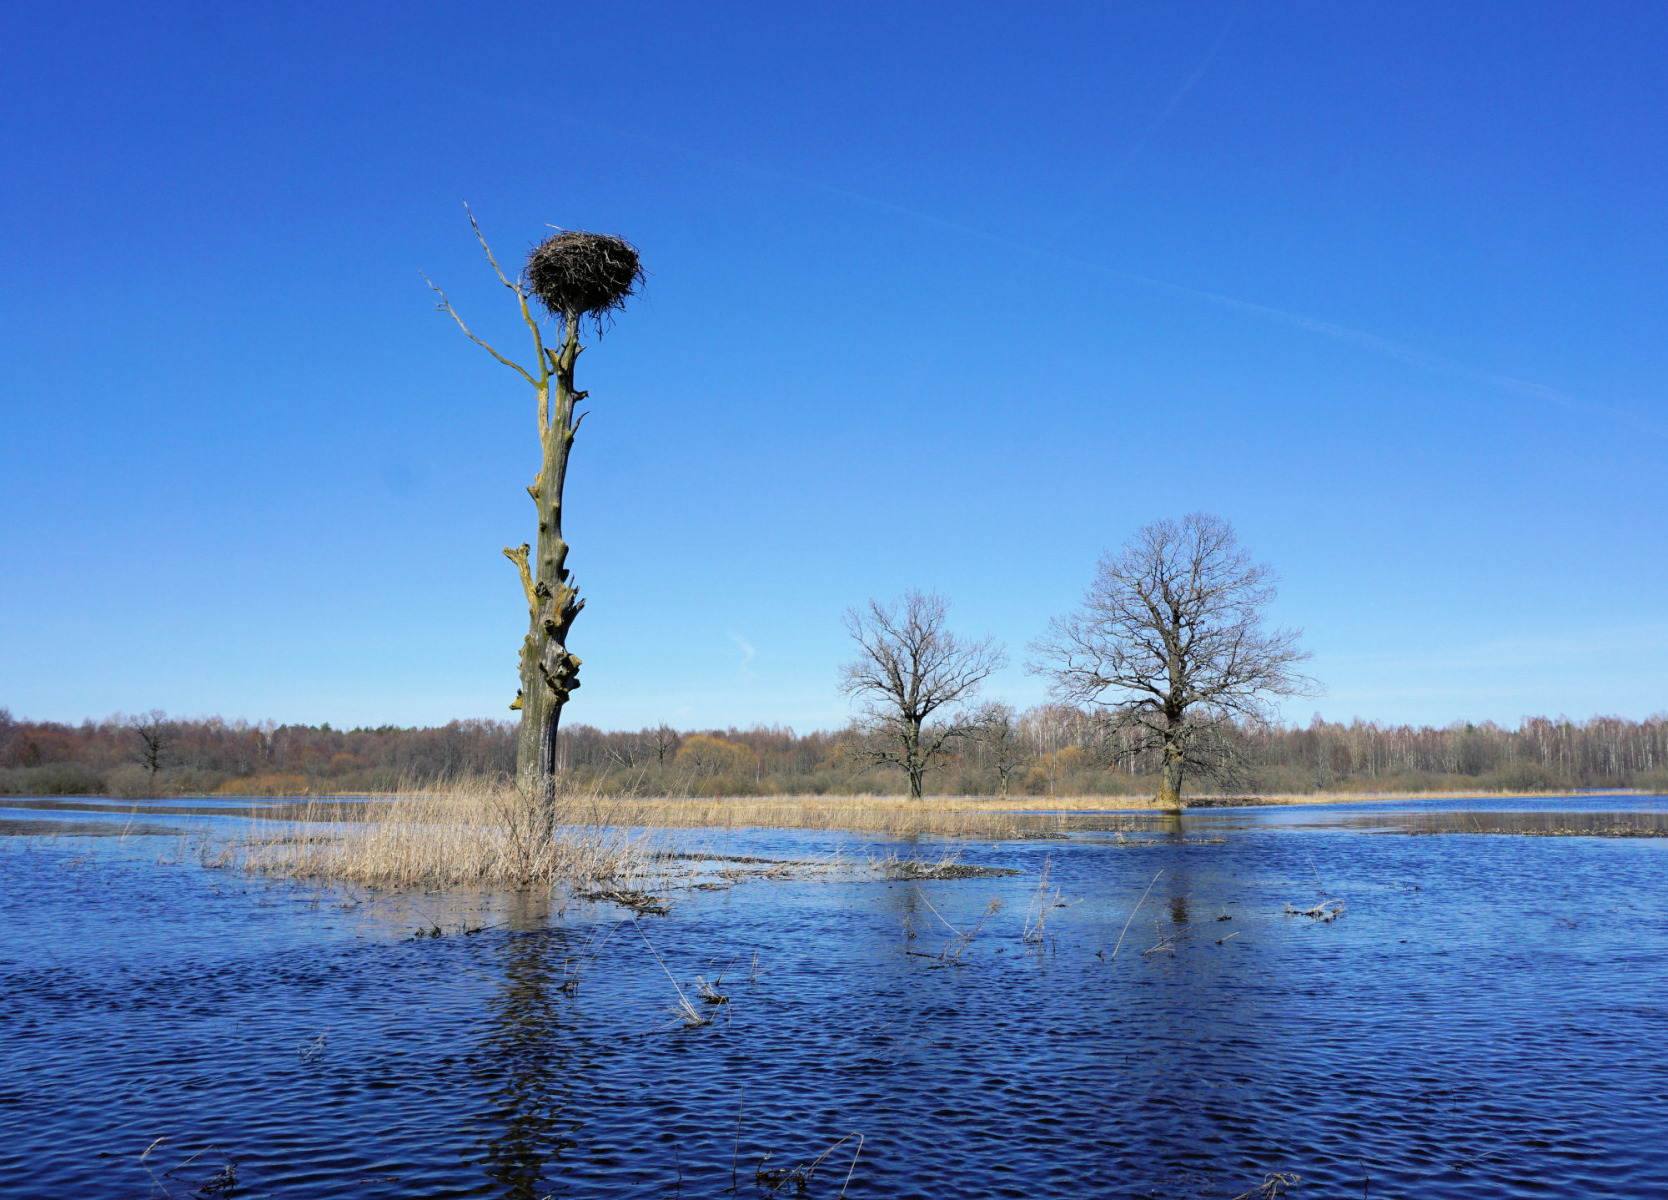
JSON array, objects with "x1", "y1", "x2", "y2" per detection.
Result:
[
  {"x1": 469, "y1": 892, "x2": 583, "y2": 1199},
  {"x1": 8, "y1": 797, "x2": 1668, "y2": 1197}
]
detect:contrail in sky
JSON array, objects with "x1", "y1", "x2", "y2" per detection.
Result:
[
  {"x1": 475, "y1": 88, "x2": 1663, "y2": 440},
  {"x1": 764, "y1": 174, "x2": 1663, "y2": 437},
  {"x1": 1052, "y1": 0, "x2": 1248, "y2": 240}
]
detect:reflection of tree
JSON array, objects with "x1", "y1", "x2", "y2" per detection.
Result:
[
  {"x1": 469, "y1": 894, "x2": 583, "y2": 1199},
  {"x1": 1157, "y1": 813, "x2": 1189, "y2": 924}
]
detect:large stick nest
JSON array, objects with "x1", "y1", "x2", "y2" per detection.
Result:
[{"x1": 524, "y1": 231, "x2": 644, "y2": 324}]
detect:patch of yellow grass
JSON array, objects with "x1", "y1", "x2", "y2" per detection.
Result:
[
  {"x1": 215, "y1": 772, "x2": 313, "y2": 796},
  {"x1": 224, "y1": 781, "x2": 667, "y2": 891},
  {"x1": 592, "y1": 793, "x2": 1156, "y2": 838}
]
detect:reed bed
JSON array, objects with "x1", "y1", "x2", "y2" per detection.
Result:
[
  {"x1": 585, "y1": 793, "x2": 1154, "y2": 839},
  {"x1": 221, "y1": 778, "x2": 1617, "y2": 847},
  {"x1": 224, "y1": 779, "x2": 668, "y2": 892},
  {"x1": 221, "y1": 773, "x2": 1615, "y2": 895}
]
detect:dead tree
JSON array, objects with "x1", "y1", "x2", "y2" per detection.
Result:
[
  {"x1": 841, "y1": 591, "x2": 1005, "y2": 800},
  {"x1": 426, "y1": 209, "x2": 643, "y2": 821},
  {"x1": 1030, "y1": 513, "x2": 1316, "y2": 810}
]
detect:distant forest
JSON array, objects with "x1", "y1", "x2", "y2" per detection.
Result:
[{"x1": 2, "y1": 706, "x2": 1665, "y2": 799}]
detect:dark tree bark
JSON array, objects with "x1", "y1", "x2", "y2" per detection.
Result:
[
  {"x1": 129, "y1": 710, "x2": 171, "y2": 775},
  {"x1": 507, "y1": 310, "x2": 585, "y2": 818},
  {"x1": 1030, "y1": 513, "x2": 1317, "y2": 810}
]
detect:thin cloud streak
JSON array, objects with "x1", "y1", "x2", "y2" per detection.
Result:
[
  {"x1": 729, "y1": 632, "x2": 756, "y2": 680},
  {"x1": 1052, "y1": 0, "x2": 1248, "y2": 240},
  {"x1": 463, "y1": 84, "x2": 1663, "y2": 439}
]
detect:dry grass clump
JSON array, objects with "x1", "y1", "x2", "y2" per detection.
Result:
[
  {"x1": 525, "y1": 230, "x2": 643, "y2": 321},
  {"x1": 214, "y1": 772, "x2": 313, "y2": 797},
  {"x1": 228, "y1": 778, "x2": 663, "y2": 893},
  {"x1": 215, "y1": 776, "x2": 1216, "y2": 892},
  {"x1": 608, "y1": 793, "x2": 1158, "y2": 838}
]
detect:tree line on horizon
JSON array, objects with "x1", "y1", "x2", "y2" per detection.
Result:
[{"x1": 3, "y1": 705, "x2": 1664, "y2": 800}]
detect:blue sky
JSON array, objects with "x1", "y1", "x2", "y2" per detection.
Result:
[{"x1": 2, "y1": 1, "x2": 1664, "y2": 732}]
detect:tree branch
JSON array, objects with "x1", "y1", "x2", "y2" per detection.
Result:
[
  {"x1": 422, "y1": 272, "x2": 539, "y2": 388},
  {"x1": 503, "y1": 543, "x2": 536, "y2": 617}
]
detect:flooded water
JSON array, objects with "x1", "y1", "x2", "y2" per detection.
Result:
[{"x1": 3, "y1": 795, "x2": 1666, "y2": 1198}]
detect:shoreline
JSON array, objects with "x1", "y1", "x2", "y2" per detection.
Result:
[{"x1": 176, "y1": 785, "x2": 1661, "y2": 807}]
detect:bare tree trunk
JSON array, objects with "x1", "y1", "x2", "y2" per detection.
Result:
[
  {"x1": 431, "y1": 216, "x2": 642, "y2": 833},
  {"x1": 508, "y1": 312, "x2": 586, "y2": 827},
  {"x1": 1156, "y1": 724, "x2": 1185, "y2": 811},
  {"x1": 902, "y1": 721, "x2": 926, "y2": 801}
]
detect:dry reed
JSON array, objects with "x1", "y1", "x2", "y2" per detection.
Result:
[
  {"x1": 223, "y1": 777, "x2": 667, "y2": 894},
  {"x1": 528, "y1": 785, "x2": 1477, "y2": 837},
  {"x1": 1022, "y1": 856, "x2": 1073, "y2": 946},
  {"x1": 563, "y1": 792, "x2": 1155, "y2": 839},
  {"x1": 914, "y1": 891, "x2": 1005, "y2": 963},
  {"x1": 635, "y1": 921, "x2": 713, "y2": 1029},
  {"x1": 220, "y1": 775, "x2": 1504, "y2": 844}
]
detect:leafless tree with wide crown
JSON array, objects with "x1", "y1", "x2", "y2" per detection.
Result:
[
  {"x1": 1030, "y1": 513, "x2": 1317, "y2": 809},
  {"x1": 841, "y1": 591, "x2": 1006, "y2": 800}
]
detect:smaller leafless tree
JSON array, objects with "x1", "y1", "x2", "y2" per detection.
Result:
[
  {"x1": 841, "y1": 591, "x2": 1006, "y2": 800},
  {"x1": 129, "y1": 710, "x2": 172, "y2": 776},
  {"x1": 970, "y1": 701, "x2": 1028, "y2": 797},
  {"x1": 605, "y1": 732, "x2": 646, "y2": 769},
  {"x1": 650, "y1": 724, "x2": 679, "y2": 763},
  {"x1": 1030, "y1": 513, "x2": 1317, "y2": 809}
]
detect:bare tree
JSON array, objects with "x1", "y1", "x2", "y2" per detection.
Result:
[
  {"x1": 605, "y1": 732, "x2": 646, "y2": 770},
  {"x1": 1030, "y1": 513, "x2": 1316, "y2": 809},
  {"x1": 426, "y1": 208, "x2": 643, "y2": 826},
  {"x1": 969, "y1": 701, "x2": 1028, "y2": 796},
  {"x1": 129, "y1": 709, "x2": 172, "y2": 776},
  {"x1": 650, "y1": 724, "x2": 679, "y2": 763},
  {"x1": 841, "y1": 591, "x2": 1006, "y2": 800}
]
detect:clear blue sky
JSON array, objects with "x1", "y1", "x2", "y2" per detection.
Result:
[{"x1": 3, "y1": 1, "x2": 1664, "y2": 732}]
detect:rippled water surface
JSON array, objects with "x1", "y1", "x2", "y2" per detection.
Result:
[{"x1": 3, "y1": 796, "x2": 1667, "y2": 1198}]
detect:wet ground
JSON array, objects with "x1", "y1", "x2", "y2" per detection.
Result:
[{"x1": 2, "y1": 795, "x2": 1665, "y2": 1198}]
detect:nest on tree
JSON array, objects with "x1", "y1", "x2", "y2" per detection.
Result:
[{"x1": 524, "y1": 231, "x2": 644, "y2": 325}]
